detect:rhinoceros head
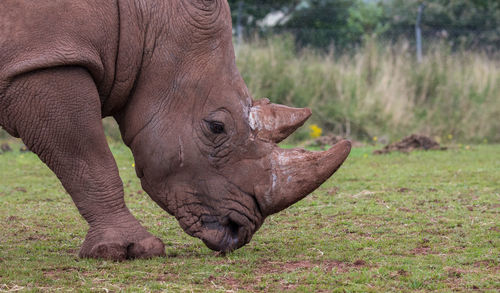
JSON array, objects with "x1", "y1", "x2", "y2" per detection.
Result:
[{"x1": 118, "y1": 0, "x2": 351, "y2": 252}]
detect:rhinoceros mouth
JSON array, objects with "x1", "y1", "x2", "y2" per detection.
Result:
[{"x1": 199, "y1": 212, "x2": 251, "y2": 253}]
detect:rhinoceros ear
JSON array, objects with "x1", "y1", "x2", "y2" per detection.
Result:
[{"x1": 249, "y1": 98, "x2": 312, "y2": 143}]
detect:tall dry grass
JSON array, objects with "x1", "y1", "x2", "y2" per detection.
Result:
[{"x1": 236, "y1": 36, "x2": 500, "y2": 143}]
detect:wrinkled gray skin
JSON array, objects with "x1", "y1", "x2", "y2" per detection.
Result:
[{"x1": 0, "y1": 0, "x2": 351, "y2": 260}]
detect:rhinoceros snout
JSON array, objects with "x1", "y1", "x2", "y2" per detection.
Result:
[{"x1": 200, "y1": 213, "x2": 250, "y2": 253}]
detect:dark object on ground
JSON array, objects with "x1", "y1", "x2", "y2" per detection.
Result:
[
  {"x1": 373, "y1": 134, "x2": 446, "y2": 154},
  {"x1": 1, "y1": 143, "x2": 12, "y2": 153},
  {"x1": 0, "y1": 1, "x2": 351, "y2": 261}
]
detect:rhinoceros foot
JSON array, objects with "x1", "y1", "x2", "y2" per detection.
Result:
[{"x1": 79, "y1": 228, "x2": 165, "y2": 261}]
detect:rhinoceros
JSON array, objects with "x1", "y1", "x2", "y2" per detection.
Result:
[{"x1": 0, "y1": 0, "x2": 351, "y2": 260}]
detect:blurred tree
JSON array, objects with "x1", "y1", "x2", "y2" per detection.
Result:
[
  {"x1": 228, "y1": 0, "x2": 388, "y2": 50},
  {"x1": 382, "y1": 0, "x2": 500, "y2": 49},
  {"x1": 228, "y1": 0, "x2": 500, "y2": 50},
  {"x1": 280, "y1": 0, "x2": 353, "y2": 49},
  {"x1": 345, "y1": 1, "x2": 389, "y2": 42},
  {"x1": 227, "y1": 0, "x2": 301, "y2": 29}
]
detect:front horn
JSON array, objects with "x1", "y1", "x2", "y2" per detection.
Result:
[
  {"x1": 263, "y1": 140, "x2": 352, "y2": 216},
  {"x1": 249, "y1": 98, "x2": 312, "y2": 143}
]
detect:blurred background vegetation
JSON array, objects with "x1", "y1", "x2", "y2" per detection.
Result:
[
  {"x1": 1, "y1": 0, "x2": 499, "y2": 144},
  {"x1": 230, "y1": 0, "x2": 500, "y2": 143},
  {"x1": 229, "y1": 0, "x2": 500, "y2": 51}
]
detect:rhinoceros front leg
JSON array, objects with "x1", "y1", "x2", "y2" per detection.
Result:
[{"x1": 4, "y1": 67, "x2": 165, "y2": 260}]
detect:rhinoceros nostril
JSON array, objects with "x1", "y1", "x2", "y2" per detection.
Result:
[
  {"x1": 224, "y1": 219, "x2": 241, "y2": 250},
  {"x1": 227, "y1": 219, "x2": 240, "y2": 238}
]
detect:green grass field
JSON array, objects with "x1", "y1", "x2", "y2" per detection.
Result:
[{"x1": 0, "y1": 142, "x2": 498, "y2": 292}]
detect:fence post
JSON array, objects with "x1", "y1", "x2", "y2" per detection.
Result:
[
  {"x1": 236, "y1": 0, "x2": 243, "y2": 46},
  {"x1": 415, "y1": 3, "x2": 425, "y2": 63}
]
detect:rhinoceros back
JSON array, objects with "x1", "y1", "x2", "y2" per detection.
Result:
[{"x1": 0, "y1": 0, "x2": 119, "y2": 133}]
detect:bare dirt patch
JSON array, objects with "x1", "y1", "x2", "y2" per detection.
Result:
[
  {"x1": 389, "y1": 269, "x2": 409, "y2": 279},
  {"x1": 489, "y1": 226, "x2": 500, "y2": 232},
  {"x1": 14, "y1": 187, "x2": 27, "y2": 193},
  {"x1": 473, "y1": 260, "x2": 500, "y2": 272},
  {"x1": 374, "y1": 134, "x2": 446, "y2": 154},
  {"x1": 397, "y1": 187, "x2": 412, "y2": 193},
  {"x1": 207, "y1": 274, "x2": 253, "y2": 292},
  {"x1": 445, "y1": 267, "x2": 465, "y2": 278},
  {"x1": 156, "y1": 272, "x2": 181, "y2": 282},
  {"x1": 215, "y1": 259, "x2": 371, "y2": 292},
  {"x1": 6, "y1": 216, "x2": 20, "y2": 222},
  {"x1": 256, "y1": 259, "x2": 370, "y2": 275},
  {"x1": 409, "y1": 246, "x2": 436, "y2": 255},
  {"x1": 255, "y1": 260, "x2": 316, "y2": 274},
  {"x1": 42, "y1": 267, "x2": 81, "y2": 280},
  {"x1": 397, "y1": 207, "x2": 413, "y2": 213}
]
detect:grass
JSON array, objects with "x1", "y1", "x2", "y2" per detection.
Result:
[{"x1": 0, "y1": 140, "x2": 498, "y2": 292}]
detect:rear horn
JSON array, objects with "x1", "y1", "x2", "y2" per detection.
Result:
[{"x1": 249, "y1": 98, "x2": 312, "y2": 143}]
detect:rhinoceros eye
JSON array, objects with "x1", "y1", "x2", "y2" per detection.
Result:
[{"x1": 209, "y1": 121, "x2": 225, "y2": 134}]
